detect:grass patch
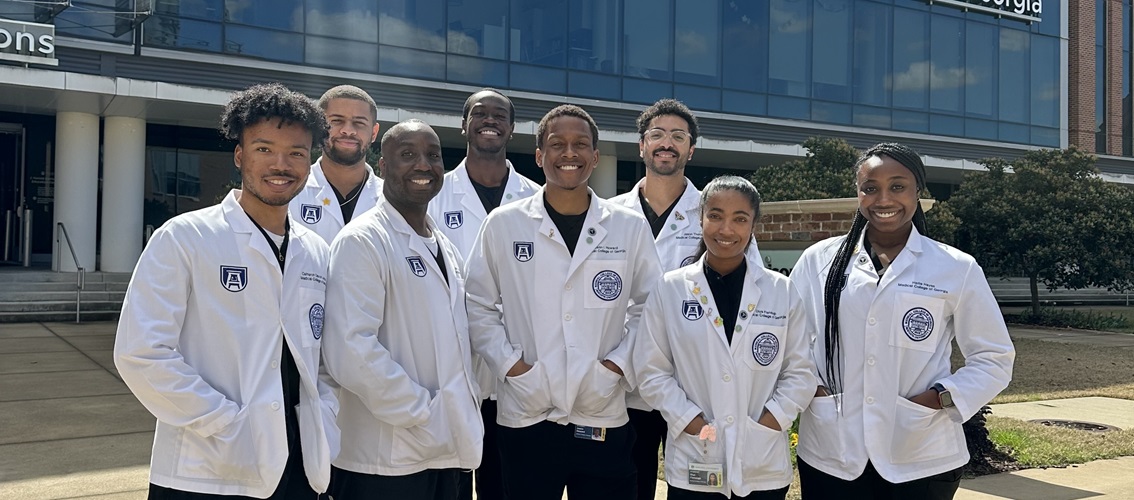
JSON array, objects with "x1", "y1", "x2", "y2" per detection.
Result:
[
  {"x1": 1003, "y1": 305, "x2": 1134, "y2": 334},
  {"x1": 987, "y1": 416, "x2": 1134, "y2": 467},
  {"x1": 1005, "y1": 307, "x2": 1131, "y2": 332}
]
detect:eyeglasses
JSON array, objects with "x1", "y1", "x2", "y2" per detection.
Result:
[{"x1": 643, "y1": 128, "x2": 691, "y2": 145}]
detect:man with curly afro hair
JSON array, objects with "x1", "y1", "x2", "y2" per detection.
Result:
[{"x1": 115, "y1": 82, "x2": 339, "y2": 500}]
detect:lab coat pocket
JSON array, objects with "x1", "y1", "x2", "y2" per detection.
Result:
[
  {"x1": 740, "y1": 416, "x2": 790, "y2": 482},
  {"x1": 891, "y1": 396, "x2": 959, "y2": 464},
  {"x1": 889, "y1": 293, "x2": 946, "y2": 353},
  {"x1": 390, "y1": 392, "x2": 457, "y2": 466},
  {"x1": 176, "y1": 407, "x2": 261, "y2": 483},
  {"x1": 797, "y1": 395, "x2": 845, "y2": 465},
  {"x1": 583, "y1": 260, "x2": 629, "y2": 309},
  {"x1": 741, "y1": 325, "x2": 785, "y2": 372},
  {"x1": 668, "y1": 428, "x2": 727, "y2": 482},
  {"x1": 574, "y1": 360, "x2": 625, "y2": 415},
  {"x1": 500, "y1": 361, "x2": 552, "y2": 417}
]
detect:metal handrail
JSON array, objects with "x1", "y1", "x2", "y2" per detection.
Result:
[{"x1": 55, "y1": 223, "x2": 85, "y2": 323}]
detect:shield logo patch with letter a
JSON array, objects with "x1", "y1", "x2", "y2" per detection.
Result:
[
  {"x1": 513, "y1": 242, "x2": 534, "y2": 262},
  {"x1": 406, "y1": 256, "x2": 428, "y2": 277},
  {"x1": 220, "y1": 266, "x2": 248, "y2": 292},
  {"x1": 445, "y1": 211, "x2": 464, "y2": 229},
  {"x1": 300, "y1": 204, "x2": 322, "y2": 224}
]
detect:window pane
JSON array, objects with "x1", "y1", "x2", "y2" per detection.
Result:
[
  {"x1": 306, "y1": 0, "x2": 378, "y2": 43},
  {"x1": 768, "y1": 0, "x2": 809, "y2": 97},
  {"x1": 769, "y1": 96, "x2": 810, "y2": 120},
  {"x1": 379, "y1": 0, "x2": 446, "y2": 51},
  {"x1": 154, "y1": 0, "x2": 223, "y2": 21},
  {"x1": 1033, "y1": 0, "x2": 1059, "y2": 36},
  {"x1": 55, "y1": 3, "x2": 134, "y2": 42},
  {"x1": 623, "y1": 78, "x2": 672, "y2": 105},
  {"x1": 569, "y1": 0, "x2": 621, "y2": 73},
  {"x1": 675, "y1": 0, "x2": 721, "y2": 86},
  {"x1": 145, "y1": 17, "x2": 223, "y2": 52},
  {"x1": 306, "y1": 36, "x2": 378, "y2": 73},
  {"x1": 380, "y1": 45, "x2": 445, "y2": 79},
  {"x1": 854, "y1": 105, "x2": 891, "y2": 129},
  {"x1": 893, "y1": 110, "x2": 929, "y2": 133},
  {"x1": 569, "y1": 71, "x2": 621, "y2": 99},
  {"x1": 1030, "y1": 35, "x2": 1058, "y2": 128},
  {"x1": 722, "y1": 1, "x2": 767, "y2": 92},
  {"x1": 674, "y1": 85, "x2": 721, "y2": 111},
  {"x1": 892, "y1": 8, "x2": 928, "y2": 110},
  {"x1": 930, "y1": 15, "x2": 964, "y2": 113},
  {"x1": 447, "y1": 55, "x2": 508, "y2": 86},
  {"x1": 965, "y1": 118, "x2": 997, "y2": 140},
  {"x1": 964, "y1": 21, "x2": 996, "y2": 117},
  {"x1": 224, "y1": 25, "x2": 303, "y2": 62},
  {"x1": 998, "y1": 28, "x2": 1028, "y2": 123},
  {"x1": 853, "y1": 1, "x2": 890, "y2": 106},
  {"x1": 511, "y1": 64, "x2": 567, "y2": 93},
  {"x1": 930, "y1": 114, "x2": 964, "y2": 137},
  {"x1": 224, "y1": 0, "x2": 302, "y2": 31},
  {"x1": 811, "y1": 101, "x2": 852, "y2": 125},
  {"x1": 723, "y1": 91, "x2": 766, "y2": 116},
  {"x1": 624, "y1": 0, "x2": 671, "y2": 79},
  {"x1": 511, "y1": 0, "x2": 568, "y2": 67},
  {"x1": 448, "y1": 0, "x2": 508, "y2": 59},
  {"x1": 812, "y1": 0, "x2": 851, "y2": 102}
]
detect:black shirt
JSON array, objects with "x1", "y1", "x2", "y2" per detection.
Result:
[
  {"x1": 545, "y1": 196, "x2": 588, "y2": 256},
  {"x1": 637, "y1": 189, "x2": 680, "y2": 239},
  {"x1": 471, "y1": 170, "x2": 509, "y2": 214},
  {"x1": 332, "y1": 171, "x2": 369, "y2": 224},
  {"x1": 705, "y1": 259, "x2": 748, "y2": 344}
]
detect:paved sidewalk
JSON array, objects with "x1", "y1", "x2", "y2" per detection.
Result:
[{"x1": 2, "y1": 321, "x2": 1132, "y2": 499}]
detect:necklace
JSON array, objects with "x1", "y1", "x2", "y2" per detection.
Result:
[{"x1": 338, "y1": 171, "x2": 369, "y2": 206}]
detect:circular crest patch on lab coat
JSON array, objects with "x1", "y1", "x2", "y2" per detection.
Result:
[
  {"x1": 752, "y1": 332, "x2": 779, "y2": 366},
  {"x1": 592, "y1": 270, "x2": 623, "y2": 301},
  {"x1": 902, "y1": 307, "x2": 934, "y2": 341},
  {"x1": 309, "y1": 303, "x2": 324, "y2": 340}
]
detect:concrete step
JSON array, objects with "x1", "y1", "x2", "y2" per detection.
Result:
[
  {"x1": 0, "y1": 290, "x2": 126, "y2": 302},
  {"x1": 0, "y1": 300, "x2": 123, "y2": 313},
  {"x1": 0, "y1": 270, "x2": 131, "y2": 284},
  {"x1": 0, "y1": 282, "x2": 124, "y2": 293},
  {"x1": 0, "y1": 310, "x2": 120, "y2": 323}
]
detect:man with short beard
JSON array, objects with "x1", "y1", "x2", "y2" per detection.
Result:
[
  {"x1": 609, "y1": 98, "x2": 711, "y2": 500},
  {"x1": 427, "y1": 88, "x2": 540, "y2": 500},
  {"x1": 290, "y1": 85, "x2": 384, "y2": 243}
]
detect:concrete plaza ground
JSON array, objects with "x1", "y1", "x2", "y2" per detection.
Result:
[{"x1": 2, "y1": 321, "x2": 1133, "y2": 500}]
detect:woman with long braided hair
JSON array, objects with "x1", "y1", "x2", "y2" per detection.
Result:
[{"x1": 789, "y1": 143, "x2": 1015, "y2": 499}]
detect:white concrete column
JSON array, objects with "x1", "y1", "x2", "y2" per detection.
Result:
[
  {"x1": 590, "y1": 141, "x2": 618, "y2": 198},
  {"x1": 100, "y1": 116, "x2": 146, "y2": 272},
  {"x1": 53, "y1": 112, "x2": 100, "y2": 273}
]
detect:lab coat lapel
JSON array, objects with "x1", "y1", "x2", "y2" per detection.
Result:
[
  {"x1": 685, "y1": 257, "x2": 732, "y2": 352},
  {"x1": 311, "y1": 160, "x2": 346, "y2": 228}
]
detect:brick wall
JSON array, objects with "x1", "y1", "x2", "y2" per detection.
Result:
[
  {"x1": 1107, "y1": 0, "x2": 1125, "y2": 155},
  {"x1": 755, "y1": 198, "x2": 936, "y2": 243},
  {"x1": 1068, "y1": 0, "x2": 1097, "y2": 151}
]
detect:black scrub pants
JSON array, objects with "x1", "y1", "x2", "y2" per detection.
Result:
[
  {"x1": 457, "y1": 399, "x2": 506, "y2": 500},
  {"x1": 497, "y1": 420, "x2": 637, "y2": 500},
  {"x1": 797, "y1": 458, "x2": 963, "y2": 500},
  {"x1": 627, "y1": 408, "x2": 667, "y2": 500},
  {"x1": 667, "y1": 484, "x2": 789, "y2": 500},
  {"x1": 330, "y1": 466, "x2": 461, "y2": 500}
]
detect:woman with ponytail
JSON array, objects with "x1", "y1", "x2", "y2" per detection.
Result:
[
  {"x1": 790, "y1": 143, "x2": 1015, "y2": 499},
  {"x1": 634, "y1": 176, "x2": 814, "y2": 499}
]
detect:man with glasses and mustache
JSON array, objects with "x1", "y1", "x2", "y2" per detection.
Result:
[
  {"x1": 609, "y1": 98, "x2": 707, "y2": 500},
  {"x1": 291, "y1": 85, "x2": 384, "y2": 243}
]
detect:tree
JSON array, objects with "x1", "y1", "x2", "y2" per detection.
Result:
[
  {"x1": 748, "y1": 136, "x2": 858, "y2": 202},
  {"x1": 948, "y1": 147, "x2": 1134, "y2": 314}
]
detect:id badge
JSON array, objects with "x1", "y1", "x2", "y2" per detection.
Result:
[
  {"x1": 573, "y1": 425, "x2": 606, "y2": 442},
  {"x1": 688, "y1": 462, "x2": 724, "y2": 488}
]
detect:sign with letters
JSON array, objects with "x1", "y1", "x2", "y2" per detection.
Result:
[
  {"x1": 926, "y1": 0, "x2": 1042, "y2": 23},
  {"x1": 0, "y1": 18, "x2": 57, "y2": 66}
]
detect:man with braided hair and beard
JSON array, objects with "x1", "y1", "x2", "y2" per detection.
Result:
[
  {"x1": 116, "y1": 83, "x2": 338, "y2": 500},
  {"x1": 789, "y1": 142, "x2": 1014, "y2": 500}
]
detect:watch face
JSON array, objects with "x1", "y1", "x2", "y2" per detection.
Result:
[{"x1": 940, "y1": 390, "x2": 954, "y2": 408}]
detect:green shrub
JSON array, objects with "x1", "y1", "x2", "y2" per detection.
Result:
[{"x1": 1005, "y1": 307, "x2": 1131, "y2": 331}]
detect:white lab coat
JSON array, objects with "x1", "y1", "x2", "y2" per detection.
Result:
[
  {"x1": 427, "y1": 159, "x2": 541, "y2": 399},
  {"x1": 289, "y1": 158, "x2": 383, "y2": 244},
  {"x1": 465, "y1": 188, "x2": 663, "y2": 429},
  {"x1": 791, "y1": 226, "x2": 1015, "y2": 483},
  {"x1": 634, "y1": 244, "x2": 815, "y2": 495},
  {"x1": 115, "y1": 190, "x2": 338, "y2": 498},
  {"x1": 322, "y1": 200, "x2": 483, "y2": 476}
]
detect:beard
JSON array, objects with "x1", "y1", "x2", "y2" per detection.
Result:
[
  {"x1": 324, "y1": 141, "x2": 368, "y2": 166},
  {"x1": 645, "y1": 152, "x2": 686, "y2": 176},
  {"x1": 242, "y1": 172, "x2": 301, "y2": 207}
]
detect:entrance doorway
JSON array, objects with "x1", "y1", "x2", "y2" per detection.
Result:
[{"x1": 0, "y1": 124, "x2": 26, "y2": 265}]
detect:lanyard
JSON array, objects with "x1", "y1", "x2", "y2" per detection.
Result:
[{"x1": 246, "y1": 212, "x2": 289, "y2": 272}]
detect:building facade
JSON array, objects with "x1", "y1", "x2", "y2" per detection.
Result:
[{"x1": 0, "y1": 0, "x2": 1124, "y2": 272}]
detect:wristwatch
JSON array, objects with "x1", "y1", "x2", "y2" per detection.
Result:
[{"x1": 932, "y1": 383, "x2": 954, "y2": 409}]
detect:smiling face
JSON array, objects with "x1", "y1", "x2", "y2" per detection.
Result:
[
  {"x1": 234, "y1": 118, "x2": 313, "y2": 209},
  {"x1": 462, "y1": 91, "x2": 513, "y2": 155},
  {"x1": 639, "y1": 114, "x2": 694, "y2": 177},
  {"x1": 856, "y1": 154, "x2": 919, "y2": 236},
  {"x1": 536, "y1": 115, "x2": 599, "y2": 192},
  {"x1": 701, "y1": 189, "x2": 756, "y2": 267},
  {"x1": 322, "y1": 97, "x2": 378, "y2": 166},
  {"x1": 378, "y1": 122, "x2": 444, "y2": 212}
]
